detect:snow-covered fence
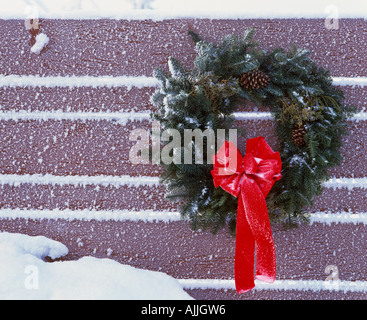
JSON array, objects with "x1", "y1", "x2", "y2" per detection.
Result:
[{"x1": 0, "y1": 16, "x2": 367, "y2": 300}]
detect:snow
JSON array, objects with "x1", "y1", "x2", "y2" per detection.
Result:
[
  {"x1": 1, "y1": 76, "x2": 366, "y2": 89},
  {"x1": 233, "y1": 112, "x2": 273, "y2": 121},
  {"x1": 179, "y1": 278, "x2": 367, "y2": 293},
  {"x1": 0, "y1": 232, "x2": 68, "y2": 260},
  {"x1": 323, "y1": 177, "x2": 367, "y2": 190},
  {"x1": 331, "y1": 77, "x2": 367, "y2": 87},
  {"x1": 0, "y1": 173, "x2": 366, "y2": 190},
  {"x1": 0, "y1": 0, "x2": 365, "y2": 299},
  {"x1": 309, "y1": 212, "x2": 367, "y2": 225},
  {"x1": 0, "y1": 0, "x2": 366, "y2": 19},
  {"x1": 0, "y1": 110, "x2": 151, "y2": 124},
  {"x1": 0, "y1": 75, "x2": 159, "y2": 89},
  {"x1": 0, "y1": 208, "x2": 182, "y2": 223},
  {"x1": 0, "y1": 109, "x2": 365, "y2": 123},
  {"x1": 0, "y1": 208, "x2": 365, "y2": 225},
  {"x1": 0, "y1": 173, "x2": 160, "y2": 187},
  {"x1": 30, "y1": 33, "x2": 49, "y2": 55},
  {"x1": 1, "y1": 232, "x2": 366, "y2": 299},
  {"x1": 0, "y1": 232, "x2": 193, "y2": 300}
]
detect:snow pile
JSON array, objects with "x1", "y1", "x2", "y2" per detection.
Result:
[
  {"x1": 0, "y1": 232, "x2": 193, "y2": 300},
  {"x1": 0, "y1": 232, "x2": 68, "y2": 260},
  {"x1": 30, "y1": 33, "x2": 49, "y2": 55}
]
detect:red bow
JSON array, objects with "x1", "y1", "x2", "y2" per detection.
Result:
[{"x1": 211, "y1": 137, "x2": 282, "y2": 293}]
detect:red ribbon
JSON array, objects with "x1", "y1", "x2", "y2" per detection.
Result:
[{"x1": 211, "y1": 137, "x2": 282, "y2": 293}]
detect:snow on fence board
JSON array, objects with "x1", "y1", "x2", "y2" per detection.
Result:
[{"x1": 0, "y1": 18, "x2": 367, "y2": 300}]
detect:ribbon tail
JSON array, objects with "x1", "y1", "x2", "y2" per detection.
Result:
[
  {"x1": 234, "y1": 192, "x2": 255, "y2": 293},
  {"x1": 240, "y1": 176, "x2": 276, "y2": 284}
]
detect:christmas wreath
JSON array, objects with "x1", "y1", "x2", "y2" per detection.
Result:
[{"x1": 150, "y1": 28, "x2": 355, "y2": 235}]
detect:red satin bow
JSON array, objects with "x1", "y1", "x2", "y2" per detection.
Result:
[{"x1": 211, "y1": 137, "x2": 282, "y2": 293}]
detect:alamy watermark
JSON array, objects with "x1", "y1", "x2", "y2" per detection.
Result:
[
  {"x1": 129, "y1": 121, "x2": 238, "y2": 173},
  {"x1": 325, "y1": 264, "x2": 339, "y2": 281},
  {"x1": 24, "y1": 5, "x2": 40, "y2": 31},
  {"x1": 24, "y1": 265, "x2": 39, "y2": 290},
  {"x1": 325, "y1": 5, "x2": 339, "y2": 30}
]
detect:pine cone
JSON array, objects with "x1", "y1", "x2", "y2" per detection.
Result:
[
  {"x1": 239, "y1": 70, "x2": 270, "y2": 90},
  {"x1": 291, "y1": 124, "x2": 306, "y2": 147}
]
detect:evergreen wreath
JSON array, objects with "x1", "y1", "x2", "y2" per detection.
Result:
[{"x1": 150, "y1": 28, "x2": 356, "y2": 235}]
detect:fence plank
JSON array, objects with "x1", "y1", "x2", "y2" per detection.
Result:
[
  {"x1": 0, "y1": 119, "x2": 365, "y2": 177},
  {"x1": 0, "y1": 85, "x2": 366, "y2": 114},
  {"x1": 0, "y1": 19, "x2": 366, "y2": 77}
]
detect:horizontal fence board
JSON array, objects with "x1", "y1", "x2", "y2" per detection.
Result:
[
  {"x1": 0, "y1": 119, "x2": 155, "y2": 177},
  {"x1": 0, "y1": 119, "x2": 366, "y2": 177},
  {"x1": 339, "y1": 86, "x2": 367, "y2": 110},
  {"x1": 307, "y1": 187, "x2": 367, "y2": 213},
  {"x1": 0, "y1": 181, "x2": 365, "y2": 213},
  {"x1": 0, "y1": 86, "x2": 155, "y2": 113},
  {"x1": 0, "y1": 184, "x2": 177, "y2": 211},
  {"x1": 0, "y1": 19, "x2": 366, "y2": 77},
  {"x1": 0, "y1": 85, "x2": 366, "y2": 114},
  {"x1": 0, "y1": 219, "x2": 366, "y2": 285}
]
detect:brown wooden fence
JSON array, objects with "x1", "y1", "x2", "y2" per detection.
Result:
[{"x1": 0, "y1": 18, "x2": 366, "y2": 300}]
